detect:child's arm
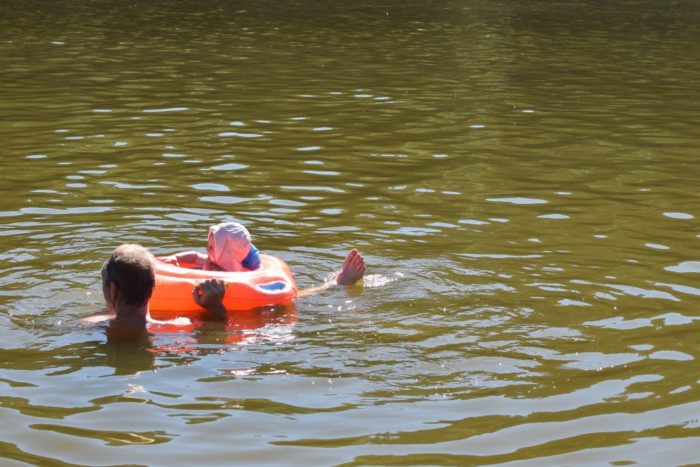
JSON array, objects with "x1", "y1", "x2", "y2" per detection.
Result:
[{"x1": 160, "y1": 251, "x2": 208, "y2": 268}]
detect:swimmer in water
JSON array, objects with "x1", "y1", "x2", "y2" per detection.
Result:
[{"x1": 83, "y1": 244, "x2": 194, "y2": 339}]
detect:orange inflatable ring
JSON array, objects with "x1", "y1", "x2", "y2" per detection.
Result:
[{"x1": 149, "y1": 254, "x2": 298, "y2": 314}]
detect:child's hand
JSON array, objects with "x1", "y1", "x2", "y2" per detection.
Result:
[
  {"x1": 192, "y1": 279, "x2": 227, "y2": 316},
  {"x1": 159, "y1": 256, "x2": 178, "y2": 265}
]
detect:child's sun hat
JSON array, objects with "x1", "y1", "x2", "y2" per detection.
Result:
[{"x1": 208, "y1": 222, "x2": 261, "y2": 271}]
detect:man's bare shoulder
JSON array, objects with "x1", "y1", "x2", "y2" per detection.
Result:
[{"x1": 81, "y1": 309, "x2": 114, "y2": 326}]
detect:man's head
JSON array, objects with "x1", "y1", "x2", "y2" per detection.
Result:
[{"x1": 102, "y1": 244, "x2": 155, "y2": 308}]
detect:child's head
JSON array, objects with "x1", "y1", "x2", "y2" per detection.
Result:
[{"x1": 207, "y1": 222, "x2": 261, "y2": 271}]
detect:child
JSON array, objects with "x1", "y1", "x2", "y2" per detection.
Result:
[
  {"x1": 162, "y1": 221, "x2": 366, "y2": 313},
  {"x1": 161, "y1": 222, "x2": 260, "y2": 272},
  {"x1": 193, "y1": 248, "x2": 366, "y2": 309}
]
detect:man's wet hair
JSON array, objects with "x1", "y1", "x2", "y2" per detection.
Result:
[{"x1": 102, "y1": 244, "x2": 155, "y2": 306}]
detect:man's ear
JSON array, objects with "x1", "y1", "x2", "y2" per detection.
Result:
[{"x1": 109, "y1": 281, "x2": 119, "y2": 305}]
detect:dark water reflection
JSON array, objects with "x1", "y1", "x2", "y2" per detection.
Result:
[{"x1": 1, "y1": 0, "x2": 700, "y2": 464}]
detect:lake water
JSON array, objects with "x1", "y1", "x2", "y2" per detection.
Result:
[{"x1": 1, "y1": 0, "x2": 699, "y2": 464}]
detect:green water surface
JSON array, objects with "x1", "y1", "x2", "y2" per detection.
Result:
[{"x1": 1, "y1": 1, "x2": 699, "y2": 465}]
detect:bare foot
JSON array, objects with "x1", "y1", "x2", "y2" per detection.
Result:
[{"x1": 336, "y1": 249, "x2": 366, "y2": 285}]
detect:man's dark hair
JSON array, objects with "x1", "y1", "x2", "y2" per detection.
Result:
[{"x1": 102, "y1": 244, "x2": 155, "y2": 306}]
